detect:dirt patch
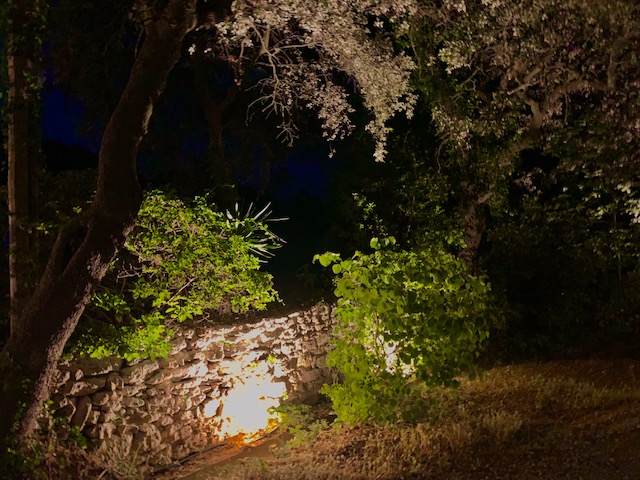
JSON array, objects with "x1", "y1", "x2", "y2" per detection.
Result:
[{"x1": 151, "y1": 432, "x2": 290, "y2": 480}]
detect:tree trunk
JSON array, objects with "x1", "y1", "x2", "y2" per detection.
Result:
[
  {"x1": 6, "y1": 0, "x2": 37, "y2": 332},
  {"x1": 458, "y1": 182, "x2": 491, "y2": 271},
  {"x1": 191, "y1": 50, "x2": 238, "y2": 207},
  {"x1": 0, "y1": 0, "x2": 196, "y2": 453},
  {"x1": 458, "y1": 129, "x2": 542, "y2": 270}
]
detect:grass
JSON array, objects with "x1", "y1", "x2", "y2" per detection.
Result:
[{"x1": 178, "y1": 357, "x2": 640, "y2": 480}]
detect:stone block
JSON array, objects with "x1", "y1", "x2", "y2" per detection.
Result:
[
  {"x1": 222, "y1": 342, "x2": 243, "y2": 358},
  {"x1": 175, "y1": 409, "x2": 194, "y2": 422},
  {"x1": 121, "y1": 384, "x2": 145, "y2": 397},
  {"x1": 70, "y1": 396, "x2": 92, "y2": 429},
  {"x1": 176, "y1": 396, "x2": 192, "y2": 410},
  {"x1": 316, "y1": 334, "x2": 332, "y2": 348},
  {"x1": 131, "y1": 424, "x2": 162, "y2": 453},
  {"x1": 191, "y1": 351, "x2": 206, "y2": 361},
  {"x1": 126, "y1": 411, "x2": 152, "y2": 424},
  {"x1": 172, "y1": 444, "x2": 192, "y2": 461},
  {"x1": 147, "y1": 447, "x2": 172, "y2": 468},
  {"x1": 120, "y1": 360, "x2": 159, "y2": 384},
  {"x1": 203, "y1": 345, "x2": 224, "y2": 361},
  {"x1": 168, "y1": 338, "x2": 187, "y2": 355},
  {"x1": 85, "y1": 422, "x2": 115, "y2": 441},
  {"x1": 157, "y1": 357, "x2": 179, "y2": 369},
  {"x1": 147, "y1": 380, "x2": 174, "y2": 395},
  {"x1": 194, "y1": 333, "x2": 217, "y2": 350},
  {"x1": 105, "y1": 371, "x2": 124, "y2": 391},
  {"x1": 285, "y1": 357, "x2": 298, "y2": 371},
  {"x1": 51, "y1": 370, "x2": 71, "y2": 390},
  {"x1": 86, "y1": 409, "x2": 100, "y2": 427},
  {"x1": 148, "y1": 410, "x2": 163, "y2": 423},
  {"x1": 45, "y1": 303, "x2": 336, "y2": 466},
  {"x1": 123, "y1": 396, "x2": 145, "y2": 408},
  {"x1": 171, "y1": 361, "x2": 206, "y2": 380},
  {"x1": 189, "y1": 392, "x2": 207, "y2": 407},
  {"x1": 145, "y1": 395, "x2": 173, "y2": 408},
  {"x1": 280, "y1": 344, "x2": 292, "y2": 356},
  {"x1": 91, "y1": 390, "x2": 120, "y2": 407},
  {"x1": 158, "y1": 423, "x2": 179, "y2": 442},
  {"x1": 156, "y1": 415, "x2": 173, "y2": 427},
  {"x1": 73, "y1": 356, "x2": 123, "y2": 376},
  {"x1": 68, "y1": 377, "x2": 106, "y2": 396},
  {"x1": 236, "y1": 328, "x2": 262, "y2": 344},
  {"x1": 49, "y1": 393, "x2": 67, "y2": 410},
  {"x1": 99, "y1": 409, "x2": 122, "y2": 425},
  {"x1": 146, "y1": 368, "x2": 174, "y2": 385},
  {"x1": 181, "y1": 328, "x2": 195, "y2": 340},
  {"x1": 172, "y1": 377, "x2": 204, "y2": 391},
  {"x1": 217, "y1": 359, "x2": 245, "y2": 376},
  {"x1": 301, "y1": 339, "x2": 317, "y2": 351},
  {"x1": 59, "y1": 367, "x2": 84, "y2": 381},
  {"x1": 57, "y1": 398, "x2": 76, "y2": 421},
  {"x1": 166, "y1": 405, "x2": 181, "y2": 416}
]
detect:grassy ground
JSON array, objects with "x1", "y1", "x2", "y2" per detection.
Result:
[{"x1": 165, "y1": 357, "x2": 640, "y2": 480}]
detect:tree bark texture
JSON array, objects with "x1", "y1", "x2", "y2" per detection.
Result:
[
  {"x1": 191, "y1": 49, "x2": 238, "y2": 207},
  {"x1": 0, "y1": 0, "x2": 196, "y2": 451},
  {"x1": 459, "y1": 128, "x2": 542, "y2": 270},
  {"x1": 6, "y1": 0, "x2": 36, "y2": 334},
  {"x1": 458, "y1": 182, "x2": 491, "y2": 271}
]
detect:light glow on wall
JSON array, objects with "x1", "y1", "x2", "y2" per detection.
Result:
[{"x1": 203, "y1": 366, "x2": 287, "y2": 444}]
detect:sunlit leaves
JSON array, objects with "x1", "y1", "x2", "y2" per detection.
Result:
[
  {"x1": 72, "y1": 191, "x2": 281, "y2": 360},
  {"x1": 316, "y1": 238, "x2": 501, "y2": 423},
  {"x1": 124, "y1": 191, "x2": 280, "y2": 316}
]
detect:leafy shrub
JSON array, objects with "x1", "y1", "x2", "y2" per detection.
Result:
[
  {"x1": 270, "y1": 404, "x2": 329, "y2": 448},
  {"x1": 316, "y1": 237, "x2": 500, "y2": 424},
  {"x1": 70, "y1": 191, "x2": 282, "y2": 360}
]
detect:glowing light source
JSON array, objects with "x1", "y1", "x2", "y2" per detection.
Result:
[{"x1": 202, "y1": 367, "x2": 287, "y2": 444}]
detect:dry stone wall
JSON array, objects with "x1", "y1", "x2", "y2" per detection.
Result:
[{"x1": 48, "y1": 304, "x2": 335, "y2": 467}]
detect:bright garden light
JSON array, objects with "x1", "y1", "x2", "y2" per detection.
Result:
[{"x1": 203, "y1": 368, "x2": 287, "y2": 444}]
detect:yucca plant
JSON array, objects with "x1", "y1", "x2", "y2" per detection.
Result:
[{"x1": 225, "y1": 202, "x2": 287, "y2": 260}]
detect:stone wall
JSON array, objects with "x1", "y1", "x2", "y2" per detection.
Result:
[{"x1": 48, "y1": 304, "x2": 335, "y2": 467}]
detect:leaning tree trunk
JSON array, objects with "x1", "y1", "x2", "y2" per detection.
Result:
[{"x1": 0, "y1": 0, "x2": 196, "y2": 451}]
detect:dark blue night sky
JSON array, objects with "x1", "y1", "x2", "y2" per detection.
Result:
[
  {"x1": 38, "y1": 84, "x2": 339, "y2": 281},
  {"x1": 41, "y1": 88, "x2": 100, "y2": 153}
]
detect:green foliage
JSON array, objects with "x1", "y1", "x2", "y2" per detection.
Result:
[
  {"x1": 71, "y1": 312, "x2": 172, "y2": 362},
  {"x1": 1, "y1": 400, "x2": 92, "y2": 480},
  {"x1": 225, "y1": 202, "x2": 287, "y2": 260},
  {"x1": 270, "y1": 403, "x2": 329, "y2": 448},
  {"x1": 394, "y1": 0, "x2": 640, "y2": 356},
  {"x1": 328, "y1": 125, "x2": 463, "y2": 255},
  {"x1": 70, "y1": 190, "x2": 282, "y2": 360},
  {"x1": 1, "y1": 0, "x2": 49, "y2": 98},
  {"x1": 486, "y1": 167, "x2": 640, "y2": 354},
  {"x1": 316, "y1": 237, "x2": 500, "y2": 423}
]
